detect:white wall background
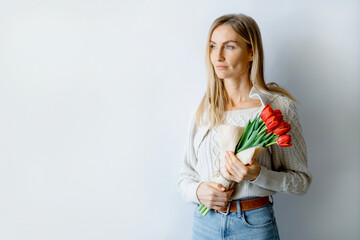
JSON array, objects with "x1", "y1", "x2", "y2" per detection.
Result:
[{"x1": 0, "y1": 0, "x2": 359, "y2": 239}]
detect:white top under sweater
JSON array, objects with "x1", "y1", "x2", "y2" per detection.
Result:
[{"x1": 177, "y1": 86, "x2": 312, "y2": 205}]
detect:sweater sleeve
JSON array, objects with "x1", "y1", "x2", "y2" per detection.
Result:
[
  {"x1": 249, "y1": 96, "x2": 312, "y2": 195},
  {"x1": 176, "y1": 110, "x2": 202, "y2": 205}
]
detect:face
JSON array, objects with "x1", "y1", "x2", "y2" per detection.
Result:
[{"x1": 210, "y1": 24, "x2": 253, "y2": 80}]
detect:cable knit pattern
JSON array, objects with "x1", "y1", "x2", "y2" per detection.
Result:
[{"x1": 177, "y1": 86, "x2": 312, "y2": 205}]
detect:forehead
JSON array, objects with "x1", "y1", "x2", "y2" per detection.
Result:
[{"x1": 210, "y1": 25, "x2": 241, "y2": 43}]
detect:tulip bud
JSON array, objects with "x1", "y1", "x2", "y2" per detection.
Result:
[
  {"x1": 260, "y1": 104, "x2": 274, "y2": 122},
  {"x1": 265, "y1": 115, "x2": 282, "y2": 132},
  {"x1": 273, "y1": 109, "x2": 283, "y2": 122},
  {"x1": 277, "y1": 134, "x2": 292, "y2": 147},
  {"x1": 273, "y1": 121, "x2": 291, "y2": 135}
]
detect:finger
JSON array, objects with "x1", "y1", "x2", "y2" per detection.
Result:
[
  {"x1": 210, "y1": 200, "x2": 229, "y2": 209},
  {"x1": 207, "y1": 182, "x2": 226, "y2": 192},
  {"x1": 213, "y1": 191, "x2": 233, "y2": 209},
  {"x1": 204, "y1": 195, "x2": 227, "y2": 206},
  {"x1": 228, "y1": 151, "x2": 244, "y2": 165},
  {"x1": 212, "y1": 200, "x2": 228, "y2": 206},
  {"x1": 224, "y1": 161, "x2": 238, "y2": 179},
  {"x1": 227, "y1": 151, "x2": 243, "y2": 172},
  {"x1": 222, "y1": 163, "x2": 234, "y2": 181},
  {"x1": 225, "y1": 154, "x2": 242, "y2": 177},
  {"x1": 212, "y1": 201, "x2": 229, "y2": 210},
  {"x1": 214, "y1": 206, "x2": 226, "y2": 211},
  {"x1": 210, "y1": 190, "x2": 230, "y2": 200},
  {"x1": 211, "y1": 194, "x2": 228, "y2": 200}
]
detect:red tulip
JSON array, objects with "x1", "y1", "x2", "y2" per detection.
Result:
[
  {"x1": 277, "y1": 134, "x2": 292, "y2": 147},
  {"x1": 273, "y1": 121, "x2": 291, "y2": 135},
  {"x1": 273, "y1": 109, "x2": 282, "y2": 115},
  {"x1": 273, "y1": 109, "x2": 283, "y2": 122},
  {"x1": 260, "y1": 104, "x2": 274, "y2": 122},
  {"x1": 265, "y1": 115, "x2": 282, "y2": 132}
]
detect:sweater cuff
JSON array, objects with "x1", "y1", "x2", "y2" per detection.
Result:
[
  {"x1": 188, "y1": 181, "x2": 202, "y2": 205},
  {"x1": 248, "y1": 165, "x2": 283, "y2": 192},
  {"x1": 249, "y1": 165, "x2": 262, "y2": 183}
]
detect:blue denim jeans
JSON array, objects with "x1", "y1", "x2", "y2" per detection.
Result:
[{"x1": 192, "y1": 197, "x2": 280, "y2": 240}]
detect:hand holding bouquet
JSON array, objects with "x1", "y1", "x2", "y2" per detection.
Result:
[{"x1": 197, "y1": 104, "x2": 292, "y2": 216}]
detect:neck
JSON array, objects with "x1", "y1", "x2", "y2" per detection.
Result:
[{"x1": 223, "y1": 75, "x2": 253, "y2": 107}]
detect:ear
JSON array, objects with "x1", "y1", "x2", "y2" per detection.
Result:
[{"x1": 249, "y1": 48, "x2": 253, "y2": 61}]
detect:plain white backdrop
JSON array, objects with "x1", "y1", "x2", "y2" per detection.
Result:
[{"x1": 0, "y1": 0, "x2": 359, "y2": 239}]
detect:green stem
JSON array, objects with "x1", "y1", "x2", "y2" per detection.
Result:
[
  {"x1": 265, "y1": 142, "x2": 278, "y2": 147},
  {"x1": 197, "y1": 204, "x2": 211, "y2": 216},
  {"x1": 259, "y1": 121, "x2": 265, "y2": 130},
  {"x1": 253, "y1": 130, "x2": 267, "y2": 146},
  {"x1": 201, "y1": 206, "x2": 207, "y2": 214},
  {"x1": 257, "y1": 128, "x2": 265, "y2": 137},
  {"x1": 203, "y1": 208, "x2": 210, "y2": 216}
]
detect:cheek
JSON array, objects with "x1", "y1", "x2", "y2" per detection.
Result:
[
  {"x1": 210, "y1": 53, "x2": 216, "y2": 64},
  {"x1": 233, "y1": 55, "x2": 250, "y2": 68}
]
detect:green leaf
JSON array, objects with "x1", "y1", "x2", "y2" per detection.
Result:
[
  {"x1": 263, "y1": 133, "x2": 278, "y2": 147},
  {"x1": 258, "y1": 120, "x2": 265, "y2": 131},
  {"x1": 246, "y1": 119, "x2": 257, "y2": 141},
  {"x1": 271, "y1": 134, "x2": 278, "y2": 142},
  {"x1": 235, "y1": 113, "x2": 265, "y2": 152},
  {"x1": 238, "y1": 127, "x2": 260, "y2": 152},
  {"x1": 256, "y1": 114, "x2": 263, "y2": 130},
  {"x1": 235, "y1": 119, "x2": 252, "y2": 151},
  {"x1": 263, "y1": 135, "x2": 274, "y2": 145},
  {"x1": 253, "y1": 130, "x2": 267, "y2": 145},
  {"x1": 253, "y1": 113, "x2": 260, "y2": 129}
]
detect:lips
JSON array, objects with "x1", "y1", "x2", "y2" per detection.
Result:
[{"x1": 216, "y1": 66, "x2": 228, "y2": 70}]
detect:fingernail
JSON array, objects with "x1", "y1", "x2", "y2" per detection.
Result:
[{"x1": 221, "y1": 187, "x2": 225, "y2": 191}]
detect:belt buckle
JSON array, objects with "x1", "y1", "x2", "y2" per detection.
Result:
[{"x1": 219, "y1": 201, "x2": 231, "y2": 215}]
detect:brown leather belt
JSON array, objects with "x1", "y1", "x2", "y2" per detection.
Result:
[{"x1": 215, "y1": 196, "x2": 270, "y2": 214}]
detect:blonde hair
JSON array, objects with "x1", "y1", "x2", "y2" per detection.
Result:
[{"x1": 195, "y1": 13, "x2": 297, "y2": 127}]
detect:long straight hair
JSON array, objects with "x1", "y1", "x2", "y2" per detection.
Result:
[{"x1": 195, "y1": 13, "x2": 297, "y2": 128}]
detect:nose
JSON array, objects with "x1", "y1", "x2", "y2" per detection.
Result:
[{"x1": 216, "y1": 47, "x2": 225, "y2": 62}]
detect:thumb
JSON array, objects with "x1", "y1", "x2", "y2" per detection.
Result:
[{"x1": 208, "y1": 182, "x2": 226, "y2": 191}]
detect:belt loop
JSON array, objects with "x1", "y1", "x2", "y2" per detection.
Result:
[
  {"x1": 236, "y1": 199, "x2": 242, "y2": 217},
  {"x1": 270, "y1": 195, "x2": 274, "y2": 204}
]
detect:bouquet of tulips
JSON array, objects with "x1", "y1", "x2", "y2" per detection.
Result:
[{"x1": 197, "y1": 104, "x2": 292, "y2": 216}]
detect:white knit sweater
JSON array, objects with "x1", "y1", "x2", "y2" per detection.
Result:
[{"x1": 177, "y1": 86, "x2": 312, "y2": 205}]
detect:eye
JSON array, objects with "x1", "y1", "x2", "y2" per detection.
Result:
[
  {"x1": 210, "y1": 44, "x2": 216, "y2": 49},
  {"x1": 226, "y1": 45, "x2": 234, "y2": 49}
]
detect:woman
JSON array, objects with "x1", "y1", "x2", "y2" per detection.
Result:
[{"x1": 177, "y1": 13, "x2": 312, "y2": 239}]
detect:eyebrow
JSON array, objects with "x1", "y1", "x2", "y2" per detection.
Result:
[{"x1": 210, "y1": 40, "x2": 239, "y2": 45}]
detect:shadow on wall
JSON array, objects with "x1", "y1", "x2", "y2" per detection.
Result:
[{"x1": 271, "y1": 30, "x2": 359, "y2": 239}]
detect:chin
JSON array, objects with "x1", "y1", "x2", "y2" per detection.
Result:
[{"x1": 216, "y1": 73, "x2": 229, "y2": 79}]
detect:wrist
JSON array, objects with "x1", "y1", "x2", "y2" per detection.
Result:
[
  {"x1": 195, "y1": 182, "x2": 203, "y2": 203},
  {"x1": 250, "y1": 166, "x2": 261, "y2": 182}
]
